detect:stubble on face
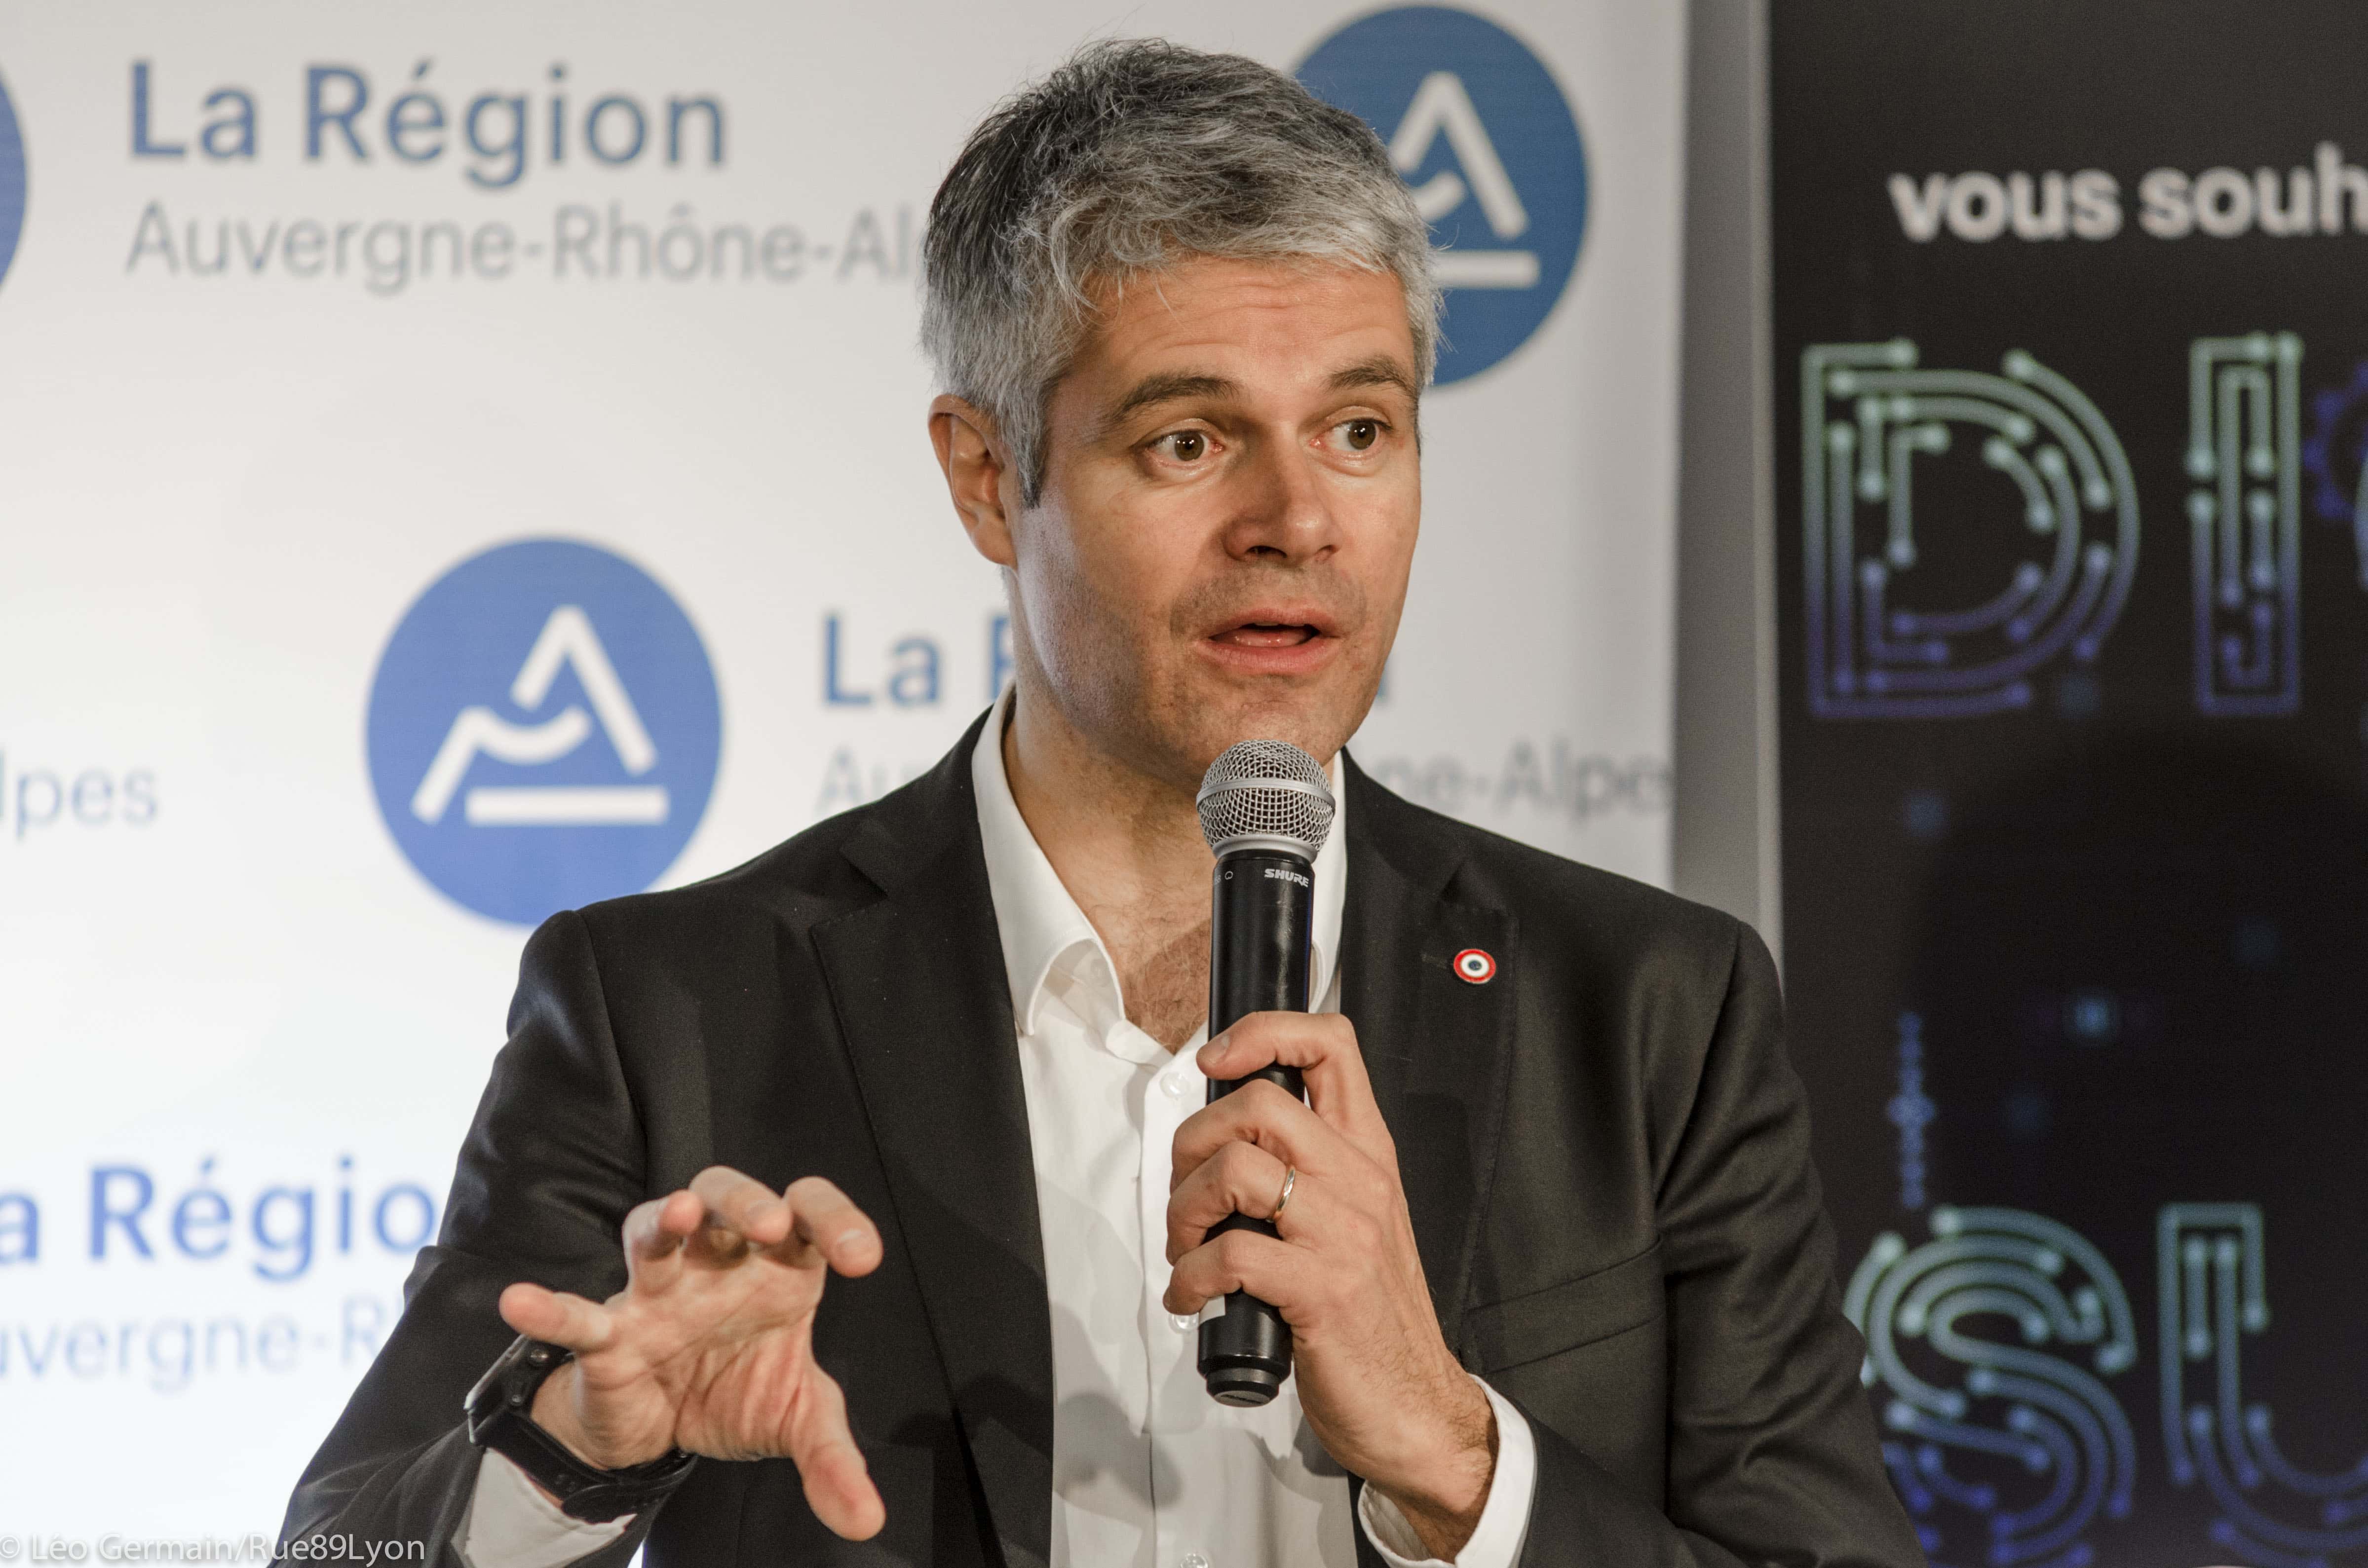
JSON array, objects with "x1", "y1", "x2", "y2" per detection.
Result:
[{"x1": 1007, "y1": 257, "x2": 1421, "y2": 797}]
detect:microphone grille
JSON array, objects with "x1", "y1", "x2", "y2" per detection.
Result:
[{"x1": 1196, "y1": 740, "x2": 1337, "y2": 857}]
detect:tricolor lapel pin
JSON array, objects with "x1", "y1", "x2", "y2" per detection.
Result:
[{"x1": 1452, "y1": 947, "x2": 1497, "y2": 984}]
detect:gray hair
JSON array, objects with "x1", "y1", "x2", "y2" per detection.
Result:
[{"x1": 921, "y1": 38, "x2": 1440, "y2": 506}]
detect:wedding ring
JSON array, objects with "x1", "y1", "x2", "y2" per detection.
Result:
[{"x1": 1271, "y1": 1165, "x2": 1297, "y2": 1220}]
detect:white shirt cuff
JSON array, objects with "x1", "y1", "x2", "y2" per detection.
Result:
[
  {"x1": 458, "y1": 1448, "x2": 632, "y2": 1568},
  {"x1": 1356, "y1": 1377, "x2": 1536, "y2": 1568}
]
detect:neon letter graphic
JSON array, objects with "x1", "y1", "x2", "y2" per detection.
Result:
[
  {"x1": 1803, "y1": 341, "x2": 2139, "y2": 717},
  {"x1": 2159, "y1": 1204, "x2": 2368, "y2": 1566},
  {"x1": 2188, "y1": 334, "x2": 2305, "y2": 714},
  {"x1": 1847, "y1": 1206, "x2": 2139, "y2": 1566}
]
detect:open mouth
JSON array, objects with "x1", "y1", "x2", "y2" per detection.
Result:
[
  {"x1": 1195, "y1": 604, "x2": 1343, "y2": 673},
  {"x1": 1211, "y1": 621, "x2": 1323, "y2": 650}
]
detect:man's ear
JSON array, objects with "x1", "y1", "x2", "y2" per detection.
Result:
[{"x1": 929, "y1": 395, "x2": 1019, "y2": 568}]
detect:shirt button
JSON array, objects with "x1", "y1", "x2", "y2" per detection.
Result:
[
  {"x1": 1161, "y1": 1075, "x2": 1191, "y2": 1100},
  {"x1": 1183, "y1": 1555, "x2": 1210, "y2": 1568},
  {"x1": 1169, "y1": 1312, "x2": 1196, "y2": 1333}
]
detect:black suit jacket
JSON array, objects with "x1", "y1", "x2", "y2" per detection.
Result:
[{"x1": 285, "y1": 715, "x2": 1923, "y2": 1567}]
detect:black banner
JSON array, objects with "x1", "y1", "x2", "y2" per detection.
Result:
[{"x1": 1771, "y1": 6, "x2": 2368, "y2": 1566}]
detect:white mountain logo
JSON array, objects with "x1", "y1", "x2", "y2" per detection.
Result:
[
  {"x1": 410, "y1": 605, "x2": 668, "y2": 827},
  {"x1": 1389, "y1": 71, "x2": 1537, "y2": 290}
]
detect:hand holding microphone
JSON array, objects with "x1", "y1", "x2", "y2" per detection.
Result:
[
  {"x1": 1164, "y1": 741, "x2": 1498, "y2": 1556},
  {"x1": 1188, "y1": 740, "x2": 1334, "y2": 1406}
]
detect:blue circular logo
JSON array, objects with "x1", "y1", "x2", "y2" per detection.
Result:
[
  {"x1": 0, "y1": 67, "x2": 28, "y2": 288},
  {"x1": 1298, "y1": 6, "x2": 1588, "y2": 385},
  {"x1": 365, "y1": 539, "x2": 722, "y2": 927}
]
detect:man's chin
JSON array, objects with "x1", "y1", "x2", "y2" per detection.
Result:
[{"x1": 1168, "y1": 680, "x2": 1369, "y2": 776}]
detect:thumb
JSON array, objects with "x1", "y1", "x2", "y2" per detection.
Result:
[
  {"x1": 498, "y1": 1281, "x2": 616, "y2": 1354},
  {"x1": 788, "y1": 1367, "x2": 884, "y2": 1540}
]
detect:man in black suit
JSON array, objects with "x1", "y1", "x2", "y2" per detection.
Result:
[{"x1": 286, "y1": 38, "x2": 1921, "y2": 1568}]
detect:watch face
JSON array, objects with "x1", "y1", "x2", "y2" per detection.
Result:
[{"x1": 467, "y1": 1337, "x2": 558, "y2": 1430}]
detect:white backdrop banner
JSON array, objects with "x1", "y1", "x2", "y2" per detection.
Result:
[{"x1": 0, "y1": 0, "x2": 1684, "y2": 1548}]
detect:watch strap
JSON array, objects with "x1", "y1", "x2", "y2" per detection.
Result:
[{"x1": 465, "y1": 1335, "x2": 698, "y2": 1524}]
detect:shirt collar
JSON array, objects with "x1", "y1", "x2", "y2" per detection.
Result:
[{"x1": 970, "y1": 686, "x2": 1347, "y2": 1040}]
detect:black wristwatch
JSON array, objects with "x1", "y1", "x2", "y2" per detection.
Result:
[{"x1": 464, "y1": 1335, "x2": 699, "y2": 1523}]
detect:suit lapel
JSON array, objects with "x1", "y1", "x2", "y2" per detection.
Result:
[
  {"x1": 812, "y1": 721, "x2": 1055, "y2": 1568},
  {"x1": 1339, "y1": 757, "x2": 1519, "y2": 1364},
  {"x1": 804, "y1": 739, "x2": 1515, "y2": 1567}
]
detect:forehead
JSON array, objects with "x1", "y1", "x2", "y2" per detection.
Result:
[{"x1": 1070, "y1": 256, "x2": 1416, "y2": 397}]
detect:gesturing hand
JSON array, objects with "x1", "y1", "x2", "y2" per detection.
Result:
[
  {"x1": 497, "y1": 1167, "x2": 886, "y2": 1539},
  {"x1": 1163, "y1": 1014, "x2": 1497, "y2": 1560}
]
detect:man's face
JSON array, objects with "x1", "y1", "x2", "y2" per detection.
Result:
[{"x1": 1003, "y1": 256, "x2": 1422, "y2": 791}]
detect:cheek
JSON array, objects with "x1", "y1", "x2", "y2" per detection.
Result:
[
  {"x1": 1380, "y1": 472, "x2": 1422, "y2": 558},
  {"x1": 1345, "y1": 495, "x2": 1419, "y2": 628},
  {"x1": 1069, "y1": 512, "x2": 1197, "y2": 637},
  {"x1": 1015, "y1": 512, "x2": 1179, "y2": 677}
]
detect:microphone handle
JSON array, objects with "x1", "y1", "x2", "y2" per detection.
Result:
[{"x1": 1197, "y1": 848, "x2": 1314, "y2": 1408}]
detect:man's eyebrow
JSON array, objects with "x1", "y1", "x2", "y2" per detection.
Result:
[
  {"x1": 1097, "y1": 357, "x2": 1420, "y2": 439},
  {"x1": 1105, "y1": 372, "x2": 1239, "y2": 429},
  {"x1": 1327, "y1": 356, "x2": 1421, "y2": 403}
]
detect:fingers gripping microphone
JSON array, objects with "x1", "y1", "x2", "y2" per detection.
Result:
[{"x1": 1193, "y1": 740, "x2": 1336, "y2": 1408}]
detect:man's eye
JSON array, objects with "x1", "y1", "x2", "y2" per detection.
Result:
[
  {"x1": 1158, "y1": 431, "x2": 1209, "y2": 462},
  {"x1": 1338, "y1": 419, "x2": 1381, "y2": 452}
]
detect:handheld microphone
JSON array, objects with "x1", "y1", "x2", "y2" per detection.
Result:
[{"x1": 1192, "y1": 739, "x2": 1337, "y2": 1408}]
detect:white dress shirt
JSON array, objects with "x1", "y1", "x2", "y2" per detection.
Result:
[{"x1": 459, "y1": 693, "x2": 1534, "y2": 1568}]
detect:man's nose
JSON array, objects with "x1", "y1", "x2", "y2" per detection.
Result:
[{"x1": 1222, "y1": 436, "x2": 1342, "y2": 565}]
